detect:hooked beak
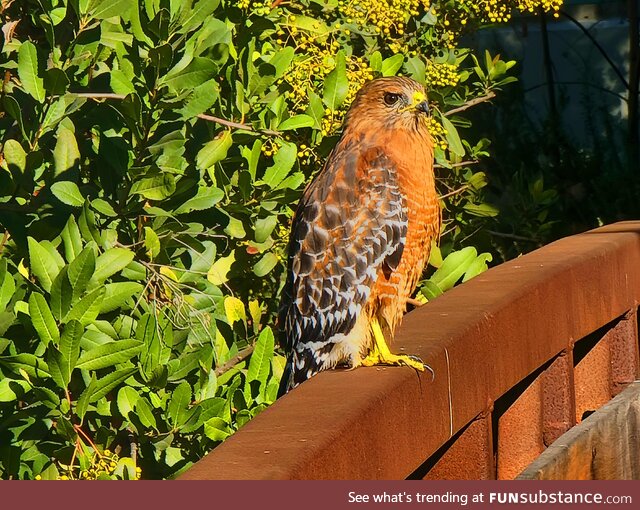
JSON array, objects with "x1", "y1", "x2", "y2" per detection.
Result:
[
  {"x1": 406, "y1": 90, "x2": 430, "y2": 115},
  {"x1": 415, "y1": 100, "x2": 430, "y2": 115}
]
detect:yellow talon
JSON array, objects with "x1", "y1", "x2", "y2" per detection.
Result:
[{"x1": 361, "y1": 318, "x2": 432, "y2": 375}]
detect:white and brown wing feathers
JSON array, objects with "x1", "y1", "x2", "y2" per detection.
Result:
[{"x1": 278, "y1": 146, "x2": 408, "y2": 392}]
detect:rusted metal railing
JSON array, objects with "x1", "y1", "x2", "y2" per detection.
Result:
[{"x1": 180, "y1": 222, "x2": 640, "y2": 480}]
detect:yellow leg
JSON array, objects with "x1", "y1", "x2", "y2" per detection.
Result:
[{"x1": 361, "y1": 318, "x2": 430, "y2": 374}]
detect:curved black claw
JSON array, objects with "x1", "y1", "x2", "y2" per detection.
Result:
[{"x1": 405, "y1": 354, "x2": 435, "y2": 381}]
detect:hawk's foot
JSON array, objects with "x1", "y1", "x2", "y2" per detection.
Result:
[
  {"x1": 361, "y1": 351, "x2": 427, "y2": 372},
  {"x1": 362, "y1": 317, "x2": 434, "y2": 376}
]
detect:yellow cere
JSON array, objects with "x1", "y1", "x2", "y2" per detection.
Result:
[{"x1": 412, "y1": 90, "x2": 426, "y2": 105}]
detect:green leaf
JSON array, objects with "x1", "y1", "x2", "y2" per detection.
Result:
[
  {"x1": 178, "y1": 79, "x2": 220, "y2": 119},
  {"x1": 277, "y1": 114, "x2": 315, "y2": 131},
  {"x1": 440, "y1": 115, "x2": 465, "y2": 157},
  {"x1": 248, "y1": 300, "x2": 262, "y2": 334},
  {"x1": 322, "y1": 51, "x2": 348, "y2": 110},
  {"x1": 91, "y1": 198, "x2": 118, "y2": 217},
  {"x1": 3, "y1": 96, "x2": 26, "y2": 140},
  {"x1": 246, "y1": 326, "x2": 274, "y2": 386},
  {"x1": 28, "y1": 292, "x2": 59, "y2": 347},
  {"x1": 0, "y1": 354, "x2": 50, "y2": 379},
  {"x1": 53, "y1": 127, "x2": 80, "y2": 176},
  {"x1": 0, "y1": 378, "x2": 30, "y2": 402},
  {"x1": 207, "y1": 252, "x2": 234, "y2": 286},
  {"x1": 60, "y1": 215, "x2": 83, "y2": 263},
  {"x1": 18, "y1": 41, "x2": 45, "y2": 103},
  {"x1": 404, "y1": 56, "x2": 426, "y2": 84},
  {"x1": 50, "y1": 267, "x2": 73, "y2": 320},
  {"x1": 462, "y1": 253, "x2": 493, "y2": 282},
  {"x1": 46, "y1": 320, "x2": 83, "y2": 389},
  {"x1": 43, "y1": 68, "x2": 69, "y2": 95},
  {"x1": 110, "y1": 70, "x2": 136, "y2": 95},
  {"x1": 144, "y1": 227, "x2": 161, "y2": 260},
  {"x1": 76, "y1": 339, "x2": 143, "y2": 370},
  {"x1": 305, "y1": 91, "x2": 324, "y2": 130},
  {"x1": 174, "y1": 187, "x2": 224, "y2": 214},
  {"x1": 67, "y1": 246, "x2": 96, "y2": 300},
  {"x1": 32, "y1": 385, "x2": 60, "y2": 407},
  {"x1": 168, "y1": 380, "x2": 191, "y2": 428},
  {"x1": 76, "y1": 373, "x2": 97, "y2": 420},
  {"x1": 3, "y1": 140, "x2": 27, "y2": 173},
  {"x1": 252, "y1": 252, "x2": 278, "y2": 277},
  {"x1": 100, "y1": 282, "x2": 144, "y2": 313},
  {"x1": 135, "y1": 396, "x2": 157, "y2": 429},
  {"x1": 381, "y1": 54, "x2": 405, "y2": 77},
  {"x1": 92, "y1": 248, "x2": 135, "y2": 285},
  {"x1": 138, "y1": 313, "x2": 171, "y2": 380},
  {"x1": 463, "y1": 202, "x2": 499, "y2": 217},
  {"x1": 88, "y1": 0, "x2": 134, "y2": 20},
  {"x1": 0, "y1": 262, "x2": 15, "y2": 313},
  {"x1": 196, "y1": 131, "x2": 233, "y2": 170},
  {"x1": 428, "y1": 241, "x2": 443, "y2": 269},
  {"x1": 420, "y1": 280, "x2": 443, "y2": 301},
  {"x1": 369, "y1": 51, "x2": 382, "y2": 72},
  {"x1": 161, "y1": 57, "x2": 217, "y2": 92},
  {"x1": 260, "y1": 142, "x2": 297, "y2": 188},
  {"x1": 88, "y1": 368, "x2": 137, "y2": 403},
  {"x1": 254, "y1": 216, "x2": 277, "y2": 244},
  {"x1": 429, "y1": 247, "x2": 479, "y2": 292},
  {"x1": 176, "y1": 0, "x2": 221, "y2": 33},
  {"x1": 223, "y1": 296, "x2": 245, "y2": 325},
  {"x1": 204, "y1": 417, "x2": 230, "y2": 441},
  {"x1": 64, "y1": 287, "x2": 105, "y2": 325},
  {"x1": 117, "y1": 386, "x2": 140, "y2": 418},
  {"x1": 224, "y1": 215, "x2": 246, "y2": 239},
  {"x1": 28, "y1": 237, "x2": 61, "y2": 292},
  {"x1": 130, "y1": 174, "x2": 176, "y2": 201}
]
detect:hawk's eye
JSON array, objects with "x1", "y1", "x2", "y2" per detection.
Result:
[{"x1": 383, "y1": 92, "x2": 401, "y2": 106}]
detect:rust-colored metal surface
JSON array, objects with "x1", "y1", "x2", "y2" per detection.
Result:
[
  {"x1": 610, "y1": 312, "x2": 640, "y2": 396},
  {"x1": 518, "y1": 382, "x2": 640, "y2": 480},
  {"x1": 574, "y1": 332, "x2": 612, "y2": 423},
  {"x1": 541, "y1": 352, "x2": 576, "y2": 447},
  {"x1": 180, "y1": 222, "x2": 640, "y2": 480},
  {"x1": 497, "y1": 375, "x2": 544, "y2": 480},
  {"x1": 422, "y1": 413, "x2": 494, "y2": 480}
]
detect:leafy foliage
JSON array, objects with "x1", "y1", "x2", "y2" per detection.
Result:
[{"x1": 0, "y1": 0, "x2": 561, "y2": 479}]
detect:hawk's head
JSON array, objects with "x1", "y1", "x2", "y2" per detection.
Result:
[{"x1": 344, "y1": 76, "x2": 431, "y2": 133}]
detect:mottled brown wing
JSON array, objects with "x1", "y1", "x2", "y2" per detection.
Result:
[{"x1": 278, "y1": 146, "x2": 408, "y2": 391}]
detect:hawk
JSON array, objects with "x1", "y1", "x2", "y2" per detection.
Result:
[{"x1": 278, "y1": 76, "x2": 439, "y2": 395}]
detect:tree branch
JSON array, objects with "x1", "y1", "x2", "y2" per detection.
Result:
[
  {"x1": 68, "y1": 92, "x2": 281, "y2": 136},
  {"x1": 71, "y1": 92, "x2": 126, "y2": 99},
  {"x1": 214, "y1": 344, "x2": 256, "y2": 377},
  {"x1": 434, "y1": 160, "x2": 478, "y2": 169},
  {"x1": 444, "y1": 91, "x2": 496, "y2": 116},
  {"x1": 197, "y1": 113, "x2": 281, "y2": 136},
  {"x1": 487, "y1": 230, "x2": 537, "y2": 242}
]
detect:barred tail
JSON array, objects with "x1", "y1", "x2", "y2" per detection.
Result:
[
  {"x1": 277, "y1": 356, "x2": 295, "y2": 397},
  {"x1": 277, "y1": 350, "x2": 322, "y2": 397}
]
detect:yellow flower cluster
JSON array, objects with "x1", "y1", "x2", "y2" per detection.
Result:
[
  {"x1": 427, "y1": 62, "x2": 460, "y2": 88},
  {"x1": 34, "y1": 449, "x2": 142, "y2": 480},
  {"x1": 337, "y1": 0, "x2": 430, "y2": 33},
  {"x1": 261, "y1": 138, "x2": 282, "y2": 158},
  {"x1": 467, "y1": 0, "x2": 562, "y2": 24},
  {"x1": 515, "y1": 0, "x2": 562, "y2": 17},
  {"x1": 319, "y1": 59, "x2": 373, "y2": 135},
  {"x1": 427, "y1": 117, "x2": 448, "y2": 151},
  {"x1": 236, "y1": 0, "x2": 272, "y2": 16},
  {"x1": 277, "y1": 22, "x2": 373, "y2": 137}
]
